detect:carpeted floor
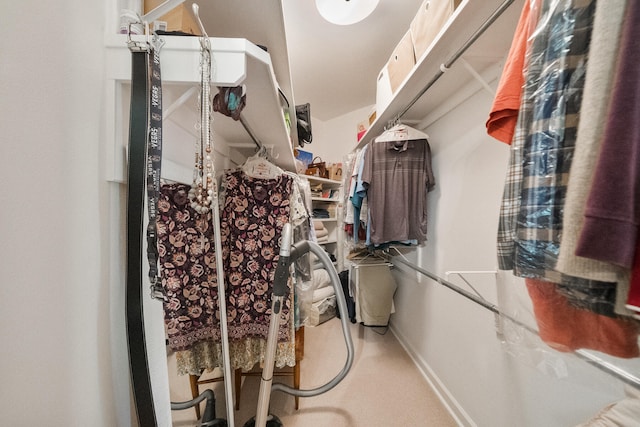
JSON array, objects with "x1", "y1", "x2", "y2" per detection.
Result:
[{"x1": 169, "y1": 317, "x2": 458, "y2": 427}]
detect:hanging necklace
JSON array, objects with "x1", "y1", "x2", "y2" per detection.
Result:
[{"x1": 189, "y1": 36, "x2": 215, "y2": 214}]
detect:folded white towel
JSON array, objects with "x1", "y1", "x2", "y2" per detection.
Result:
[{"x1": 315, "y1": 228, "x2": 329, "y2": 238}]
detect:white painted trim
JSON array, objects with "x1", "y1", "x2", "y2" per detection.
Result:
[{"x1": 389, "y1": 322, "x2": 477, "y2": 427}]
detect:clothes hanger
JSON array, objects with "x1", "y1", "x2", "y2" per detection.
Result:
[
  {"x1": 374, "y1": 121, "x2": 429, "y2": 143},
  {"x1": 241, "y1": 145, "x2": 284, "y2": 179}
]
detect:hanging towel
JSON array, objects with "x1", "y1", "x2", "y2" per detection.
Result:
[{"x1": 355, "y1": 264, "x2": 397, "y2": 327}]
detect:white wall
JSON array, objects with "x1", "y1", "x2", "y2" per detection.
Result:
[
  {"x1": 387, "y1": 88, "x2": 635, "y2": 426},
  {"x1": 0, "y1": 1, "x2": 134, "y2": 426},
  {"x1": 304, "y1": 104, "x2": 374, "y2": 164},
  {"x1": 315, "y1": 81, "x2": 638, "y2": 426}
]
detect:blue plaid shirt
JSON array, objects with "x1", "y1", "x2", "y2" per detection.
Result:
[{"x1": 498, "y1": 0, "x2": 617, "y2": 316}]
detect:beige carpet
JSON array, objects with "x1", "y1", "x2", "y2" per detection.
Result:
[{"x1": 169, "y1": 317, "x2": 458, "y2": 427}]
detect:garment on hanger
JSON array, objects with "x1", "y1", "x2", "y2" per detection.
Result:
[
  {"x1": 289, "y1": 174, "x2": 313, "y2": 284},
  {"x1": 575, "y1": 0, "x2": 640, "y2": 270},
  {"x1": 485, "y1": 0, "x2": 538, "y2": 144},
  {"x1": 512, "y1": 0, "x2": 595, "y2": 280},
  {"x1": 626, "y1": 240, "x2": 640, "y2": 315},
  {"x1": 374, "y1": 122, "x2": 429, "y2": 143},
  {"x1": 555, "y1": 0, "x2": 628, "y2": 285},
  {"x1": 525, "y1": 278, "x2": 639, "y2": 359},
  {"x1": 220, "y1": 169, "x2": 294, "y2": 342},
  {"x1": 241, "y1": 149, "x2": 285, "y2": 180},
  {"x1": 493, "y1": 0, "x2": 623, "y2": 318},
  {"x1": 489, "y1": 0, "x2": 640, "y2": 361},
  {"x1": 157, "y1": 183, "x2": 224, "y2": 374},
  {"x1": 158, "y1": 177, "x2": 301, "y2": 374},
  {"x1": 573, "y1": 0, "x2": 640, "y2": 315},
  {"x1": 361, "y1": 132, "x2": 435, "y2": 246},
  {"x1": 343, "y1": 147, "x2": 368, "y2": 244}
]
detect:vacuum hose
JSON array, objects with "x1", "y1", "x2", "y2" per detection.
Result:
[{"x1": 271, "y1": 239, "x2": 355, "y2": 398}]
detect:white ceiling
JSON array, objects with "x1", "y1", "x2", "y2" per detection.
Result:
[{"x1": 281, "y1": 0, "x2": 423, "y2": 121}]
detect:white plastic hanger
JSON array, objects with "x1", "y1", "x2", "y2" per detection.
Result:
[
  {"x1": 375, "y1": 122, "x2": 429, "y2": 143},
  {"x1": 241, "y1": 146, "x2": 283, "y2": 179}
]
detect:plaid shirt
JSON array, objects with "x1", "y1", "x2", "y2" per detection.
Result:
[{"x1": 498, "y1": 0, "x2": 617, "y2": 315}]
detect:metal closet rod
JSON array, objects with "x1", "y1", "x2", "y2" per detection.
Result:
[
  {"x1": 240, "y1": 114, "x2": 264, "y2": 151},
  {"x1": 386, "y1": 254, "x2": 640, "y2": 390},
  {"x1": 396, "y1": 0, "x2": 517, "y2": 121}
]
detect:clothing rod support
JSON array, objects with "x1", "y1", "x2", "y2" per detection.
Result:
[
  {"x1": 388, "y1": 254, "x2": 640, "y2": 390},
  {"x1": 163, "y1": 87, "x2": 198, "y2": 120},
  {"x1": 239, "y1": 114, "x2": 264, "y2": 151},
  {"x1": 397, "y1": 0, "x2": 516, "y2": 120},
  {"x1": 459, "y1": 58, "x2": 495, "y2": 95}
]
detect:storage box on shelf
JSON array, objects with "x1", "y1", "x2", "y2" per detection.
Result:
[
  {"x1": 376, "y1": 30, "x2": 416, "y2": 114},
  {"x1": 143, "y1": 0, "x2": 203, "y2": 35},
  {"x1": 365, "y1": 0, "x2": 524, "y2": 151},
  {"x1": 410, "y1": 0, "x2": 462, "y2": 62}
]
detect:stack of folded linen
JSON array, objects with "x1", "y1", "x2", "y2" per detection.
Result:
[
  {"x1": 313, "y1": 219, "x2": 329, "y2": 243},
  {"x1": 307, "y1": 268, "x2": 337, "y2": 326}
]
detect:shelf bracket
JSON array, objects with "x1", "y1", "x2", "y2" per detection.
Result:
[
  {"x1": 163, "y1": 87, "x2": 198, "y2": 120},
  {"x1": 459, "y1": 58, "x2": 495, "y2": 95}
]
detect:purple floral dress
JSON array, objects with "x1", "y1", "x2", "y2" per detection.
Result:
[
  {"x1": 221, "y1": 170, "x2": 293, "y2": 342},
  {"x1": 157, "y1": 183, "x2": 220, "y2": 352}
]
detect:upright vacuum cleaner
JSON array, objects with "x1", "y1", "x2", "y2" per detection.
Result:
[{"x1": 243, "y1": 223, "x2": 355, "y2": 427}]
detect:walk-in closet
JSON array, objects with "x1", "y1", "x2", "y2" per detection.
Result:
[{"x1": 2, "y1": 0, "x2": 639, "y2": 426}]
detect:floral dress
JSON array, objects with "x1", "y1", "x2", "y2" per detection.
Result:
[
  {"x1": 157, "y1": 183, "x2": 222, "y2": 371},
  {"x1": 158, "y1": 176, "x2": 297, "y2": 375},
  {"x1": 220, "y1": 170, "x2": 294, "y2": 343}
]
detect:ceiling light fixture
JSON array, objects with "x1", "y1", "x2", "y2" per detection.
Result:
[{"x1": 315, "y1": 0, "x2": 380, "y2": 25}]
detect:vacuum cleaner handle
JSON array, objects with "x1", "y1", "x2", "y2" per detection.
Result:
[{"x1": 272, "y1": 222, "x2": 293, "y2": 299}]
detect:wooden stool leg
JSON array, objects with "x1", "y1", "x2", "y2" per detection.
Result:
[
  {"x1": 235, "y1": 368, "x2": 242, "y2": 410},
  {"x1": 293, "y1": 362, "x2": 300, "y2": 410},
  {"x1": 189, "y1": 374, "x2": 201, "y2": 420},
  {"x1": 294, "y1": 326, "x2": 304, "y2": 410}
]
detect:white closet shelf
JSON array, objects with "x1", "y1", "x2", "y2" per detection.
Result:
[
  {"x1": 356, "y1": 0, "x2": 524, "y2": 150},
  {"x1": 105, "y1": 34, "x2": 296, "y2": 182},
  {"x1": 302, "y1": 175, "x2": 343, "y2": 187},
  {"x1": 311, "y1": 197, "x2": 341, "y2": 202}
]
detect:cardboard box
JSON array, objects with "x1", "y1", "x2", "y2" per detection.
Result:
[
  {"x1": 386, "y1": 30, "x2": 416, "y2": 93},
  {"x1": 376, "y1": 30, "x2": 416, "y2": 115},
  {"x1": 368, "y1": 108, "x2": 377, "y2": 126},
  {"x1": 410, "y1": 0, "x2": 462, "y2": 61},
  {"x1": 144, "y1": 0, "x2": 202, "y2": 35}
]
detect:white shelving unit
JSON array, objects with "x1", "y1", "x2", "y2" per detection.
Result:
[
  {"x1": 356, "y1": 0, "x2": 524, "y2": 149},
  {"x1": 105, "y1": 33, "x2": 297, "y2": 184},
  {"x1": 302, "y1": 175, "x2": 344, "y2": 271}
]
